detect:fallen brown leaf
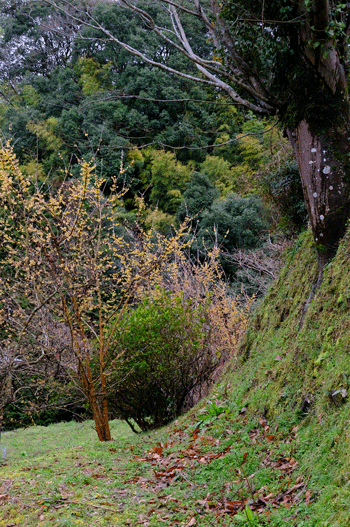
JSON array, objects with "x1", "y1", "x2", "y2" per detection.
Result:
[{"x1": 305, "y1": 490, "x2": 312, "y2": 505}]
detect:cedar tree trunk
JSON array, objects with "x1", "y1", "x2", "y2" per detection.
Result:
[
  {"x1": 286, "y1": 0, "x2": 350, "y2": 269},
  {"x1": 288, "y1": 119, "x2": 350, "y2": 265}
]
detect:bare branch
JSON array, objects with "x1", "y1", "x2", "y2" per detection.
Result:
[{"x1": 40, "y1": 0, "x2": 274, "y2": 113}]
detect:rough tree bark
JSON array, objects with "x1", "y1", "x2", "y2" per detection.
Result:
[
  {"x1": 288, "y1": 119, "x2": 350, "y2": 267},
  {"x1": 286, "y1": 0, "x2": 350, "y2": 273}
]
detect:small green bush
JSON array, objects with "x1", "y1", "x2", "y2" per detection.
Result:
[
  {"x1": 201, "y1": 193, "x2": 270, "y2": 251},
  {"x1": 107, "y1": 291, "x2": 217, "y2": 432},
  {"x1": 184, "y1": 193, "x2": 271, "y2": 281}
]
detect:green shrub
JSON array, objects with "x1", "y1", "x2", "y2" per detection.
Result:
[
  {"x1": 201, "y1": 193, "x2": 270, "y2": 251},
  {"x1": 106, "y1": 290, "x2": 217, "y2": 432},
  {"x1": 184, "y1": 193, "x2": 271, "y2": 281}
]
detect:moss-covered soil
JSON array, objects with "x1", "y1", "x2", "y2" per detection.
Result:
[
  {"x1": 2, "y1": 227, "x2": 350, "y2": 526},
  {"x1": 233, "y1": 227, "x2": 350, "y2": 526}
]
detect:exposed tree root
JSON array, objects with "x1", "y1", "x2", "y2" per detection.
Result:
[{"x1": 299, "y1": 253, "x2": 327, "y2": 329}]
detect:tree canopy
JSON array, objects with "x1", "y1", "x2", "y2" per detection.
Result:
[
  {"x1": 20, "y1": 0, "x2": 349, "y2": 276},
  {"x1": 1, "y1": 0, "x2": 347, "y2": 280}
]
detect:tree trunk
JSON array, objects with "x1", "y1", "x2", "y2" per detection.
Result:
[
  {"x1": 285, "y1": 0, "x2": 350, "y2": 264},
  {"x1": 287, "y1": 116, "x2": 350, "y2": 327},
  {"x1": 78, "y1": 363, "x2": 111, "y2": 442},
  {"x1": 287, "y1": 120, "x2": 350, "y2": 263},
  {"x1": 90, "y1": 402, "x2": 112, "y2": 442}
]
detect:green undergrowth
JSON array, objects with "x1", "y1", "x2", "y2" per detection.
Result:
[{"x1": 2, "y1": 227, "x2": 350, "y2": 526}]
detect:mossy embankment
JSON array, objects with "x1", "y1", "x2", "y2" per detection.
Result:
[{"x1": 227, "y1": 226, "x2": 350, "y2": 526}]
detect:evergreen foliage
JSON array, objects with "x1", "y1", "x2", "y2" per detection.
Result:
[
  {"x1": 106, "y1": 291, "x2": 216, "y2": 432},
  {"x1": 149, "y1": 150, "x2": 193, "y2": 214},
  {"x1": 177, "y1": 171, "x2": 220, "y2": 223},
  {"x1": 201, "y1": 194, "x2": 270, "y2": 252}
]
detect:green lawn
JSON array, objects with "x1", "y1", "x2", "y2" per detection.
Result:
[{"x1": 0, "y1": 390, "x2": 314, "y2": 527}]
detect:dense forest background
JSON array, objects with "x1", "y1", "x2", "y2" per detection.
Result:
[{"x1": 0, "y1": 0, "x2": 307, "y2": 249}]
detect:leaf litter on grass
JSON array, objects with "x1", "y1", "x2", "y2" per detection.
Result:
[
  {"x1": 124, "y1": 413, "x2": 313, "y2": 525},
  {"x1": 0, "y1": 413, "x2": 313, "y2": 526}
]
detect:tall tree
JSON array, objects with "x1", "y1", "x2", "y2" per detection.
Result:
[
  {"x1": 37, "y1": 0, "x2": 350, "y2": 283},
  {"x1": 0, "y1": 0, "x2": 78, "y2": 81}
]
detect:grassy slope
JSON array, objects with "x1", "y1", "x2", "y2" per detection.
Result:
[
  {"x1": 1, "y1": 228, "x2": 350, "y2": 526},
  {"x1": 231, "y1": 227, "x2": 350, "y2": 526}
]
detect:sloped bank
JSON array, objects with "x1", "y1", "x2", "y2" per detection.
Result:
[{"x1": 226, "y1": 226, "x2": 350, "y2": 526}]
